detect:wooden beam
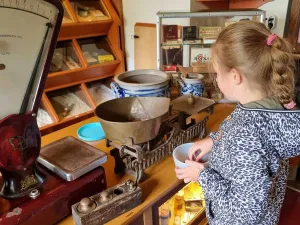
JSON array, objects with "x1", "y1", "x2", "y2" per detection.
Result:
[
  {"x1": 229, "y1": 0, "x2": 273, "y2": 9},
  {"x1": 196, "y1": 0, "x2": 273, "y2": 9},
  {"x1": 111, "y1": 0, "x2": 126, "y2": 69}
]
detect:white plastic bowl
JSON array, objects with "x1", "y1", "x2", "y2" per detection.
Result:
[{"x1": 173, "y1": 143, "x2": 210, "y2": 168}]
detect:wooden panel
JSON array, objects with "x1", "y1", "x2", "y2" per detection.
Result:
[
  {"x1": 129, "y1": 214, "x2": 144, "y2": 225},
  {"x1": 278, "y1": 188, "x2": 300, "y2": 225},
  {"x1": 40, "y1": 110, "x2": 95, "y2": 135},
  {"x1": 284, "y1": 0, "x2": 300, "y2": 53},
  {"x1": 105, "y1": 0, "x2": 125, "y2": 74},
  {"x1": 63, "y1": 0, "x2": 78, "y2": 23},
  {"x1": 229, "y1": 0, "x2": 273, "y2": 9},
  {"x1": 59, "y1": 20, "x2": 113, "y2": 41},
  {"x1": 111, "y1": 0, "x2": 126, "y2": 57},
  {"x1": 199, "y1": 218, "x2": 208, "y2": 225},
  {"x1": 190, "y1": 211, "x2": 206, "y2": 225},
  {"x1": 72, "y1": 39, "x2": 88, "y2": 68},
  {"x1": 143, "y1": 207, "x2": 153, "y2": 225},
  {"x1": 39, "y1": 94, "x2": 59, "y2": 133},
  {"x1": 134, "y1": 23, "x2": 157, "y2": 70},
  {"x1": 41, "y1": 93, "x2": 59, "y2": 123},
  {"x1": 45, "y1": 60, "x2": 120, "y2": 91},
  {"x1": 196, "y1": 0, "x2": 229, "y2": 9},
  {"x1": 81, "y1": 83, "x2": 97, "y2": 108},
  {"x1": 196, "y1": 0, "x2": 272, "y2": 9},
  {"x1": 55, "y1": 110, "x2": 95, "y2": 126},
  {"x1": 39, "y1": 123, "x2": 55, "y2": 135}
]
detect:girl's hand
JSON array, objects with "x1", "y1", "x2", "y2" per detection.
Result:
[
  {"x1": 188, "y1": 137, "x2": 213, "y2": 161},
  {"x1": 175, "y1": 160, "x2": 208, "y2": 183}
]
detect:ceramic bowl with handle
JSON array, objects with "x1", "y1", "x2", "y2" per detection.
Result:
[
  {"x1": 173, "y1": 143, "x2": 210, "y2": 168},
  {"x1": 111, "y1": 69, "x2": 171, "y2": 98},
  {"x1": 178, "y1": 73, "x2": 204, "y2": 97}
]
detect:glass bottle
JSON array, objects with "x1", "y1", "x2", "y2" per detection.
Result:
[{"x1": 174, "y1": 190, "x2": 184, "y2": 217}]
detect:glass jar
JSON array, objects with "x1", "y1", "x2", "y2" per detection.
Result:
[{"x1": 174, "y1": 190, "x2": 184, "y2": 217}]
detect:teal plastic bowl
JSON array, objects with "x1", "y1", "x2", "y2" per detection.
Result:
[
  {"x1": 77, "y1": 122, "x2": 106, "y2": 142},
  {"x1": 173, "y1": 143, "x2": 210, "y2": 168}
]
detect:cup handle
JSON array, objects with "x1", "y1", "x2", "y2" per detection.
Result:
[
  {"x1": 110, "y1": 82, "x2": 124, "y2": 98},
  {"x1": 177, "y1": 78, "x2": 186, "y2": 88}
]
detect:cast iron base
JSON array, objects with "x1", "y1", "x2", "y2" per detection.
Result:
[{"x1": 0, "y1": 165, "x2": 106, "y2": 225}]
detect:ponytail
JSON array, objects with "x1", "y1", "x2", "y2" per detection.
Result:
[
  {"x1": 211, "y1": 21, "x2": 296, "y2": 106},
  {"x1": 268, "y1": 36, "x2": 295, "y2": 104}
]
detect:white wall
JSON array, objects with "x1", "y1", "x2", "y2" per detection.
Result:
[
  {"x1": 190, "y1": 0, "x2": 290, "y2": 36},
  {"x1": 123, "y1": 0, "x2": 290, "y2": 70},
  {"x1": 259, "y1": 0, "x2": 289, "y2": 36},
  {"x1": 123, "y1": 0, "x2": 191, "y2": 70}
]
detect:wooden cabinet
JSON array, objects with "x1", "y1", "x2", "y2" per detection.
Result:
[
  {"x1": 38, "y1": 0, "x2": 125, "y2": 135},
  {"x1": 152, "y1": 182, "x2": 206, "y2": 225},
  {"x1": 129, "y1": 215, "x2": 144, "y2": 225}
]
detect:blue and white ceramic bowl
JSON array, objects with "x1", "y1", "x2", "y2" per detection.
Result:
[
  {"x1": 178, "y1": 73, "x2": 204, "y2": 97},
  {"x1": 111, "y1": 69, "x2": 171, "y2": 98}
]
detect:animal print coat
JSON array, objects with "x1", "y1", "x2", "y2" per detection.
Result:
[{"x1": 198, "y1": 104, "x2": 300, "y2": 225}]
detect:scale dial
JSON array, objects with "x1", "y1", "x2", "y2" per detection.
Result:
[{"x1": 0, "y1": 0, "x2": 63, "y2": 120}]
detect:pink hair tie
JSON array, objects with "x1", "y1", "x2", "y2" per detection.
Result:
[
  {"x1": 267, "y1": 34, "x2": 277, "y2": 46},
  {"x1": 284, "y1": 100, "x2": 296, "y2": 110}
]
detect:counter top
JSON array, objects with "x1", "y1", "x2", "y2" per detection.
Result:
[{"x1": 41, "y1": 104, "x2": 236, "y2": 225}]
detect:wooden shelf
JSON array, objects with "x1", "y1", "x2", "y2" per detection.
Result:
[
  {"x1": 40, "y1": 110, "x2": 95, "y2": 135},
  {"x1": 45, "y1": 60, "x2": 120, "y2": 91},
  {"x1": 58, "y1": 0, "x2": 116, "y2": 40},
  {"x1": 38, "y1": 0, "x2": 125, "y2": 135},
  {"x1": 59, "y1": 20, "x2": 114, "y2": 41}
]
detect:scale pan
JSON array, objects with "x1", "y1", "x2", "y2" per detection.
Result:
[{"x1": 95, "y1": 97, "x2": 170, "y2": 145}]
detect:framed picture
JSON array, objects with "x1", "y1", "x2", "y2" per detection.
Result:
[{"x1": 190, "y1": 47, "x2": 211, "y2": 66}]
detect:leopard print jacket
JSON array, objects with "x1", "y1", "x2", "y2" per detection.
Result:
[{"x1": 198, "y1": 104, "x2": 300, "y2": 225}]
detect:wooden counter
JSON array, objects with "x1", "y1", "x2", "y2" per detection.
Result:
[
  {"x1": 41, "y1": 104, "x2": 235, "y2": 225},
  {"x1": 41, "y1": 102, "x2": 300, "y2": 225}
]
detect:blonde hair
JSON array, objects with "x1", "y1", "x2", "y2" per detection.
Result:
[{"x1": 211, "y1": 20, "x2": 295, "y2": 104}]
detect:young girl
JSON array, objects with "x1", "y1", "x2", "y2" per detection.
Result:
[{"x1": 175, "y1": 20, "x2": 300, "y2": 225}]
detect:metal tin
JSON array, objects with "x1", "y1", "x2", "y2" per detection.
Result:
[{"x1": 37, "y1": 136, "x2": 107, "y2": 181}]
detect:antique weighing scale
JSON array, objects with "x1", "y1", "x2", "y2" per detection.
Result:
[
  {"x1": 98, "y1": 95, "x2": 215, "y2": 182},
  {"x1": 71, "y1": 95, "x2": 215, "y2": 225},
  {"x1": 0, "y1": 0, "x2": 107, "y2": 224}
]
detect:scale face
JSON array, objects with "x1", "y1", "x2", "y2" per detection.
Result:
[{"x1": 0, "y1": 0, "x2": 63, "y2": 120}]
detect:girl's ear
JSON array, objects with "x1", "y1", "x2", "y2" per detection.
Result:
[{"x1": 230, "y1": 68, "x2": 243, "y2": 85}]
